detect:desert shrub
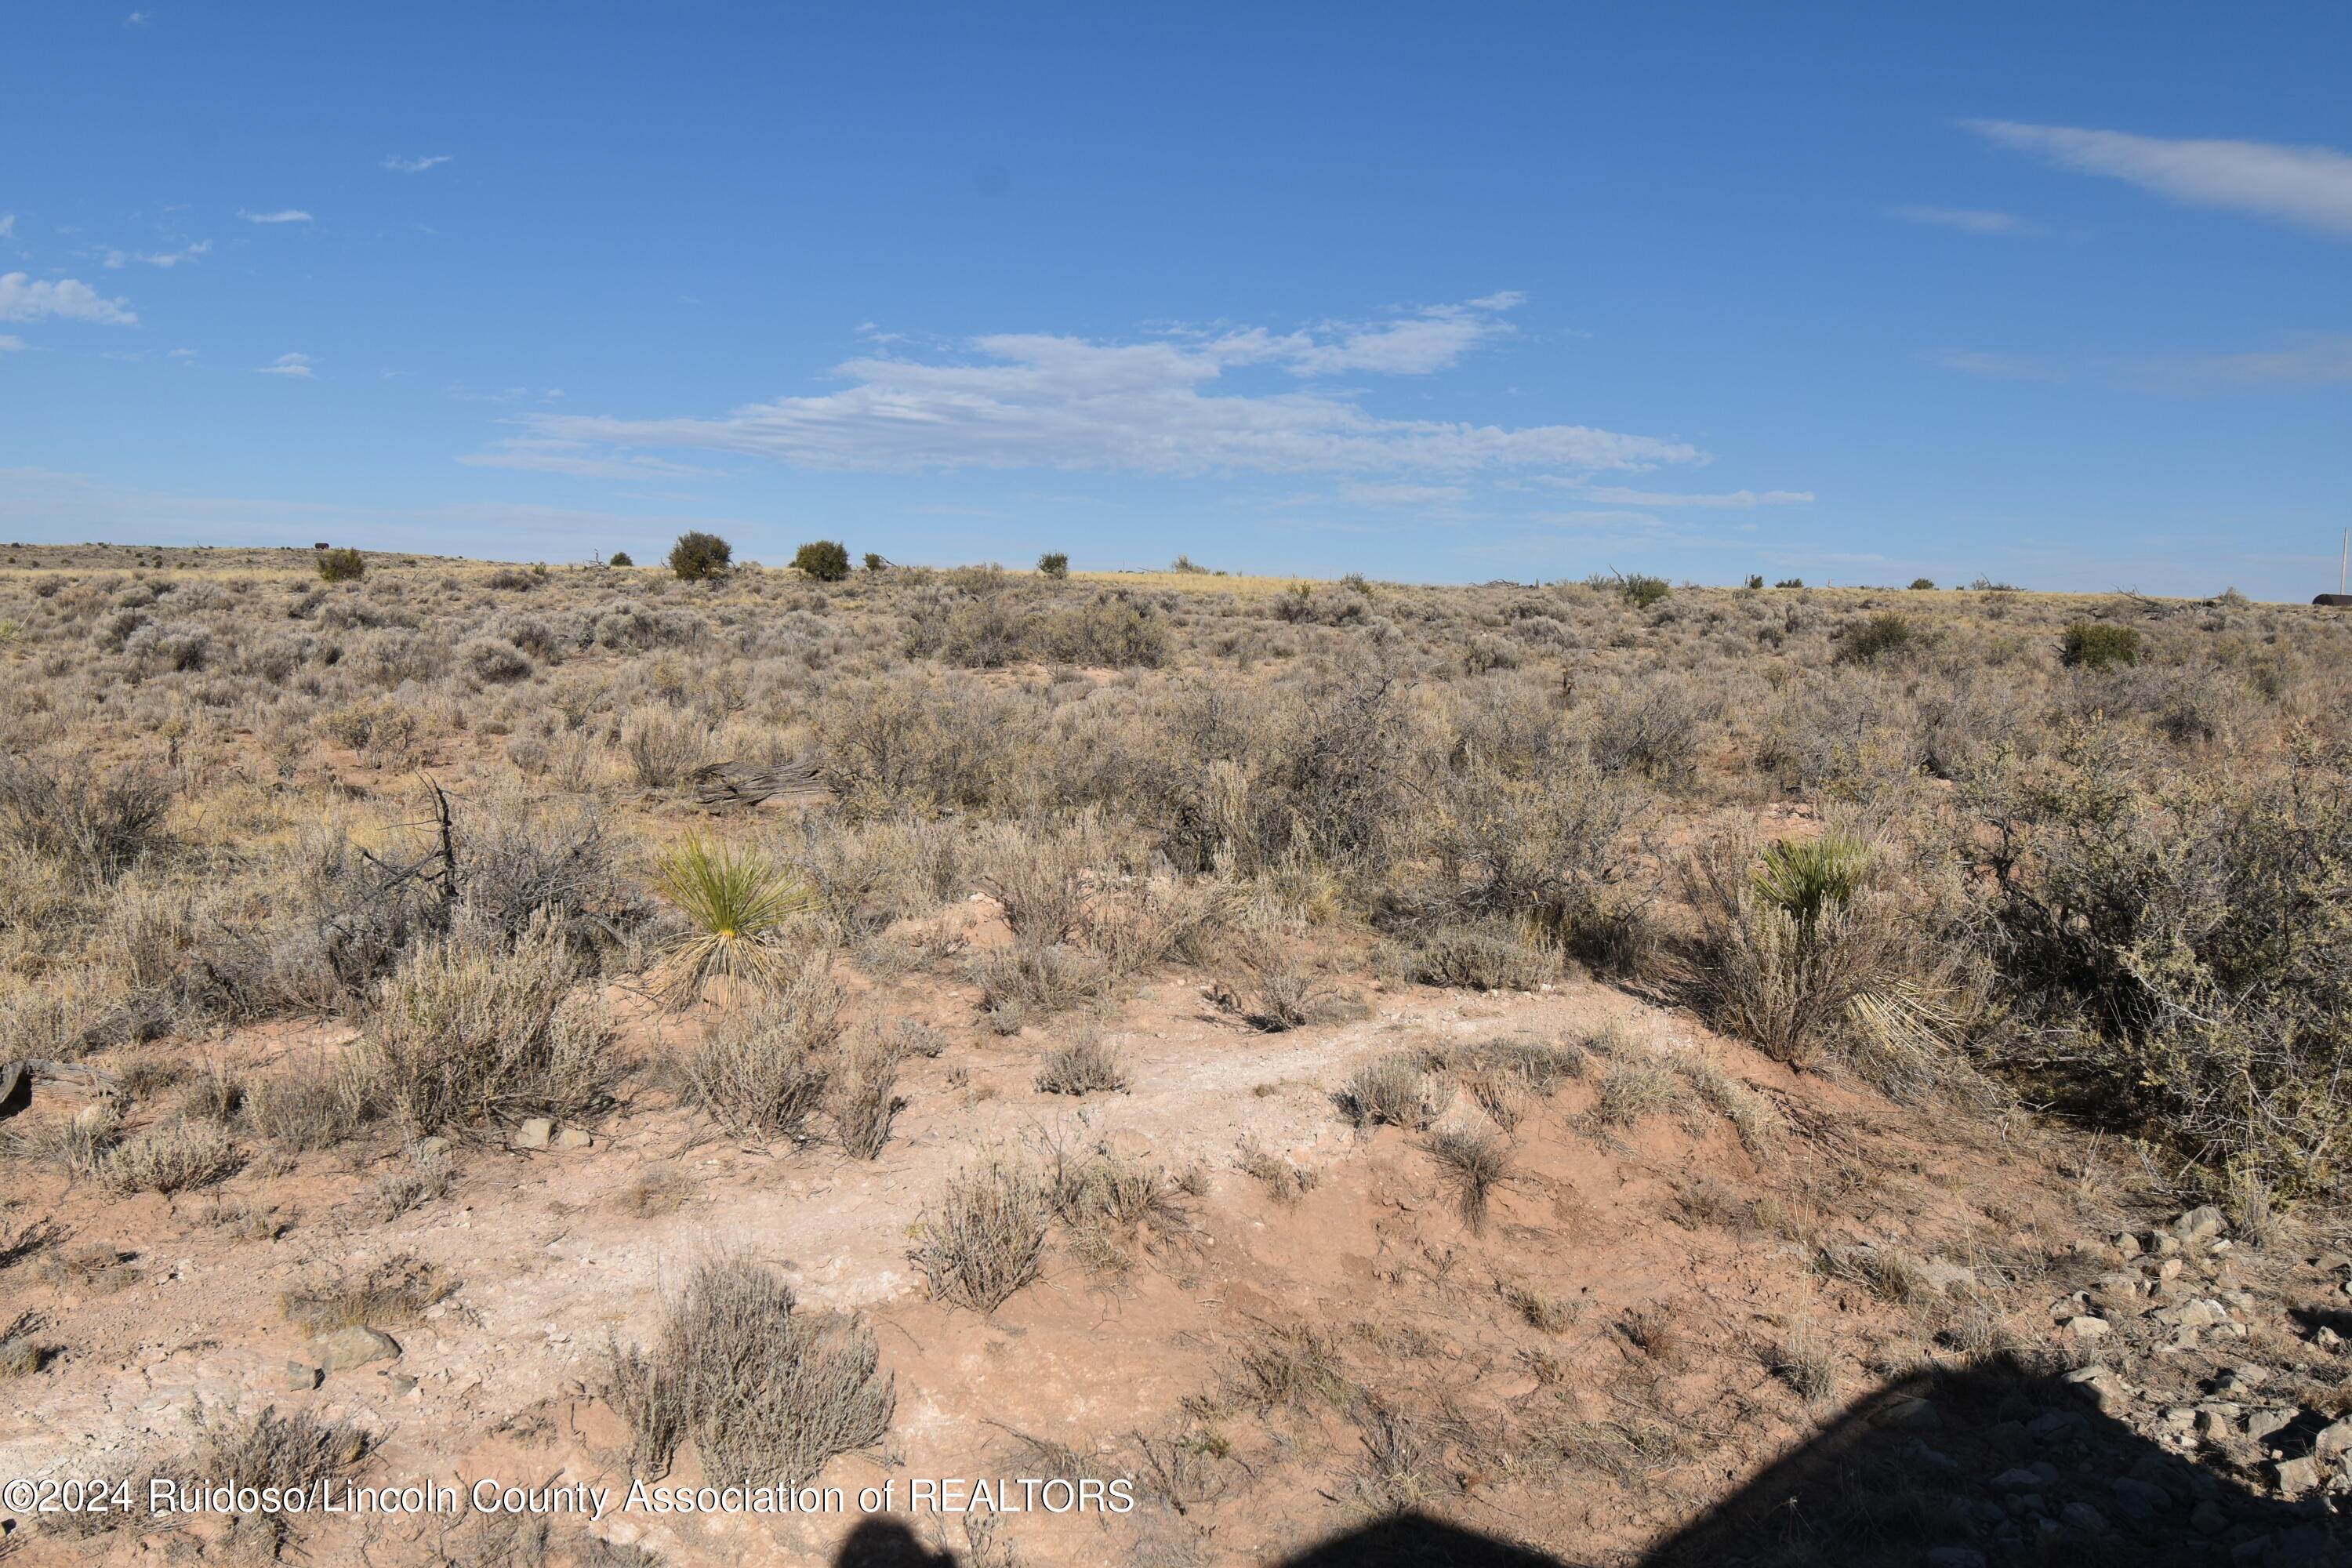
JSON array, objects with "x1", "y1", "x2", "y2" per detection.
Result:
[
  {"x1": 456, "y1": 800, "x2": 652, "y2": 963},
  {"x1": 1678, "y1": 836, "x2": 1906, "y2": 1069},
  {"x1": 123, "y1": 618, "x2": 212, "y2": 670},
  {"x1": 1037, "y1": 551, "x2": 1069, "y2": 579},
  {"x1": 1336, "y1": 1052, "x2": 1442, "y2": 1130},
  {"x1": 1909, "y1": 577, "x2": 1936, "y2": 591},
  {"x1": 1210, "y1": 962, "x2": 1367, "y2": 1032},
  {"x1": 244, "y1": 1065, "x2": 370, "y2": 1152},
  {"x1": 1588, "y1": 685, "x2": 1704, "y2": 785},
  {"x1": 829, "y1": 1037, "x2": 906, "y2": 1160},
  {"x1": 1428, "y1": 1125, "x2": 1511, "y2": 1232},
  {"x1": 1974, "y1": 729, "x2": 2352, "y2": 1187},
  {"x1": 652, "y1": 836, "x2": 815, "y2": 1000},
  {"x1": 963, "y1": 942, "x2": 1110, "y2": 1020},
  {"x1": 1043, "y1": 1142, "x2": 1194, "y2": 1272},
  {"x1": 1033, "y1": 595, "x2": 1169, "y2": 667},
  {"x1": 365, "y1": 1139, "x2": 456, "y2": 1221},
  {"x1": 3, "y1": 1102, "x2": 124, "y2": 1181},
  {"x1": 623, "y1": 707, "x2": 712, "y2": 787},
  {"x1": 909, "y1": 1159, "x2": 1051, "y2": 1311},
  {"x1": 791, "y1": 540, "x2": 851, "y2": 582},
  {"x1": 608, "y1": 550, "x2": 634, "y2": 567},
  {"x1": 0, "y1": 753, "x2": 171, "y2": 879},
  {"x1": 601, "y1": 1254, "x2": 892, "y2": 1486},
  {"x1": 680, "y1": 958, "x2": 842, "y2": 1140},
  {"x1": 1409, "y1": 920, "x2": 1555, "y2": 991},
  {"x1": 357, "y1": 916, "x2": 619, "y2": 1134},
  {"x1": 1036, "y1": 1029, "x2": 1129, "y2": 1095},
  {"x1": 169, "y1": 1403, "x2": 371, "y2": 1555},
  {"x1": 669, "y1": 532, "x2": 733, "y2": 582},
  {"x1": 1590, "y1": 1054, "x2": 1690, "y2": 1130},
  {"x1": 317, "y1": 547, "x2": 366, "y2": 582},
  {"x1": 1838, "y1": 612, "x2": 1917, "y2": 664},
  {"x1": 1618, "y1": 574, "x2": 1670, "y2": 608},
  {"x1": 101, "y1": 1120, "x2": 243, "y2": 1193},
  {"x1": 459, "y1": 637, "x2": 534, "y2": 684},
  {"x1": 2061, "y1": 622, "x2": 2141, "y2": 671},
  {"x1": 279, "y1": 1253, "x2": 452, "y2": 1330}
]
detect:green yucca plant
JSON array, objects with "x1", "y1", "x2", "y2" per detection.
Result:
[
  {"x1": 652, "y1": 836, "x2": 815, "y2": 1003},
  {"x1": 1751, "y1": 833, "x2": 1870, "y2": 934}
]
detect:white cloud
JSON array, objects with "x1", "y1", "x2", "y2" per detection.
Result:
[
  {"x1": 0, "y1": 215, "x2": 15, "y2": 241},
  {"x1": 125, "y1": 10, "x2": 151, "y2": 24},
  {"x1": 0, "y1": 336, "x2": 28, "y2": 352},
  {"x1": 1570, "y1": 486, "x2": 1813, "y2": 507},
  {"x1": 382, "y1": 154, "x2": 452, "y2": 173},
  {"x1": 102, "y1": 239, "x2": 210, "y2": 270},
  {"x1": 256, "y1": 353, "x2": 314, "y2": 378},
  {"x1": 0, "y1": 273, "x2": 136, "y2": 325},
  {"x1": 1892, "y1": 204, "x2": 2032, "y2": 234},
  {"x1": 456, "y1": 437, "x2": 723, "y2": 480},
  {"x1": 515, "y1": 299, "x2": 1701, "y2": 480},
  {"x1": 1285, "y1": 294, "x2": 1526, "y2": 376},
  {"x1": 238, "y1": 209, "x2": 313, "y2": 224},
  {"x1": 2127, "y1": 333, "x2": 2352, "y2": 392},
  {"x1": 1339, "y1": 482, "x2": 1469, "y2": 506},
  {"x1": 1967, "y1": 120, "x2": 2352, "y2": 238}
]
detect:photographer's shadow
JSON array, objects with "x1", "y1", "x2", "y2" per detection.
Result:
[{"x1": 836, "y1": 1354, "x2": 2352, "y2": 1566}]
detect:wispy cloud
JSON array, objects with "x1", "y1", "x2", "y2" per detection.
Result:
[
  {"x1": 2125, "y1": 333, "x2": 2352, "y2": 393},
  {"x1": 1891, "y1": 203, "x2": 2034, "y2": 234},
  {"x1": 256, "y1": 353, "x2": 314, "y2": 378},
  {"x1": 456, "y1": 437, "x2": 723, "y2": 480},
  {"x1": 238, "y1": 208, "x2": 313, "y2": 224},
  {"x1": 511, "y1": 297, "x2": 1702, "y2": 480},
  {"x1": 124, "y1": 9, "x2": 151, "y2": 24},
  {"x1": 1338, "y1": 482, "x2": 1469, "y2": 506},
  {"x1": 0, "y1": 215, "x2": 15, "y2": 241},
  {"x1": 0, "y1": 336, "x2": 29, "y2": 352},
  {"x1": 382, "y1": 154, "x2": 452, "y2": 173},
  {"x1": 1931, "y1": 350, "x2": 2069, "y2": 383},
  {"x1": 1286, "y1": 293, "x2": 1526, "y2": 376},
  {"x1": 1570, "y1": 485, "x2": 1813, "y2": 507},
  {"x1": 101, "y1": 239, "x2": 211, "y2": 269},
  {"x1": 1966, "y1": 120, "x2": 2352, "y2": 238},
  {"x1": 0, "y1": 273, "x2": 137, "y2": 325}
]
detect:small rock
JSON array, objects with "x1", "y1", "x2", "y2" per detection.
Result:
[
  {"x1": 2058, "y1": 1501, "x2": 2107, "y2": 1533},
  {"x1": 2114, "y1": 1232, "x2": 2143, "y2": 1258},
  {"x1": 305, "y1": 1325, "x2": 401, "y2": 1373},
  {"x1": 2067, "y1": 1314, "x2": 2114, "y2": 1339},
  {"x1": 2174, "y1": 1205, "x2": 2227, "y2": 1241},
  {"x1": 1877, "y1": 1396, "x2": 1940, "y2": 1429},
  {"x1": 555, "y1": 1126, "x2": 592, "y2": 1149},
  {"x1": 2197, "y1": 1409, "x2": 2237, "y2": 1442},
  {"x1": 2247, "y1": 1409, "x2": 2296, "y2": 1442},
  {"x1": 2155, "y1": 1232, "x2": 2183, "y2": 1256},
  {"x1": 2190, "y1": 1500, "x2": 2229, "y2": 1535},
  {"x1": 515, "y1": 1118, "x2": 554, "y2": 1150},
  {"x1": 2107, "y1": 1476, "x2": 2171, "y2": 1518},
  {"x1": 2027, "y1": 1410, "x2": 2085, "y2": 1439},
  {"x1": 2317, "y1": 1326, "x2": 2344, "y2": 1350},
  {"x1": 2274, "y1": 1455, "x2": 2322, "y2": 1496},
  {"x1": 2312, "y1": 1417, "x2": 2352, "y2": 1456},
  {"x1": 2177, "y1": 1299, "x2": 2230, "y2": 1328},
  {"x1": 1991, "y1": 1464, "x2": 2060, "y2": 1489},
  {"x1": 385, "y1": 1373, "x2": 417, "y2": 1395},
  {"x1": 285, "y1": 1360, "x2": 321, "y2": 1392},
  {"x1": 2161, "y1": 1406, "x2": 2198, "y2": 1430},
  {"x1": 416, "y1": 1135, "x2": 451, "y2": 1158},
  {"x1": 2154, "y1": 1257, "x2": 2185, "y2": 1280}
]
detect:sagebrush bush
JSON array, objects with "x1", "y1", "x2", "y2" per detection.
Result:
[
  {"x1": 603, "y1": 1254, "x2": 893, "y2": 1487},
  {"x1": 910, "y1": 1159, "x2": 1051, "y2": 1312},
  {"x1": 681, "y1": 957, "x2": 843, "y2": 1140},
  {"x1": 358, "y1": 916, "x2": 619, "y2": 1133},
  {"x1": 2060, "y1": 621, "x2": 2140, "y2": 671},
  {"x1": 316, "y1": 547, "x2": 366, "y2": 582}
]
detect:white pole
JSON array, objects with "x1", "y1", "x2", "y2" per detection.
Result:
[{"x1": 2340, "y1": 528, "x2": 2347, "y2": 595}]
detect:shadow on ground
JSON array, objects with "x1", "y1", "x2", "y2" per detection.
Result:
[{"x1": 831, "y1": 1353, "x2": 2351, "y2": 1567}]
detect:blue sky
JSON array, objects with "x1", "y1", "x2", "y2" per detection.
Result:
[{"x1": 5, "y1": 2, "x2": 2350, "y2": 595}]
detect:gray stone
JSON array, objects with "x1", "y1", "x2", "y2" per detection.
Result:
[
  {"x1": 2247, "y1": 1409, "x2": 2297, "y2": 1442},
  {"x1": 415, "y1": 1135, "x2": 451, "y2": 1158},
  {"x1": 306, "y1": 1325, "x2": 400, "y2": 1373},
  {"x1": 2273, "y1": 1455, "x2": 2322, "y2": 1495},
  {"x1": 2310, "y1": 1417, "x2": 2352, "y2": 1456},
  {"x1": 1876, "y1": 1396, "x2": 1939, "y2": 1428},
  {"x1": 2174, "y1": 1205, "x2": 2227, "y2": 1241},
  {"x1": 554, "y1": 1126, "x2": 592, "y2": 1149},
  {"x1": 2113, "y1": 1232, "x2": 2143, "y2": 1258},
  {"x1": 514, "y1": 1118, "x2": 554, "y2": 1150},
  {"x1": 285, "y1": 1359, "x2": 321, "y2": 1392},
  {"x1": 2066, "y1": 1313, "x2": 2113, "y2": 1339},
  {"x1": 2198, "y1": 1408, "x2": 2238, "y2": 1442},
  {"x1": 2190, "y1": 1499, "x2": 2229, "y2": 1535},
  {"x1": 2059, "y1": 1501, "x2": 2107, "y2": 1533},
  {"x1": 2107, "y1": 1476, "x2": 2171, "y2": 1518}
]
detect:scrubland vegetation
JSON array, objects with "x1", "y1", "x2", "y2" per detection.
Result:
[{"x1": 5, "y1": 541, "x2": 2352, "y2": 1565}]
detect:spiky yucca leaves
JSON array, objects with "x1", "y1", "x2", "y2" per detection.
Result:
[
  {"x1": 1751, "y1": 833, "x2": 1871, "y2": 933},
  {"x1": 652, "y1": 836, "x2": 815, "y2": 1003}
]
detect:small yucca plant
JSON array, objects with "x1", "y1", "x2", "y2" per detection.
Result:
[
  {"x1": 652, "y1": 837, "x2": 814, "y2": 1003},
  {"x1": 1751, "y1": 833, "x2": 1869, "y2": 934}
]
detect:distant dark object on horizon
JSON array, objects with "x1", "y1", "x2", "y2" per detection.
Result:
[{"x1": 2315, "y1": 593, "x2": 2352, "y2": 607}]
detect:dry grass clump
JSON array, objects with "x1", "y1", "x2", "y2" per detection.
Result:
[
  {"x1": 1406, "y1": 920, "x2": 1556, "y2": 992},
  {"x1": 2, "y1": 1102, "x2": 125, "y2": 1181},
  {"x1": 280, "y1": 1253, "x2": 453, "y2": 1331},
  {"x1": 1675, "y1": 1056, "x2": 1787, "y2": 1153},
  {"x1": 1761, "y1": 1323, "x2": 1838, "y2": 1403},
  {"x1": 365, "y1": 1140, "x2": 456, "y2": 1221},
  {"x1": 1237, "y1": 1138, "x2": 1320, "y2": 1204},
  {"x1": 601, "y1": 1254, "x2": 893, "y2": 1486},
  {"x1": 158, "y1": 1402, "x2": 372, "y2": 1555},
  {"x1": 1035, "y1": 1028, "x2": 1130, "y2": 1095},
  {"x1": 614, "y1": 1163, "x2": 694, "y2": 1217},
  {"x1": 357, "y1": 916, "x2": 619, "y2": 1134},
  {"x1": 909, "y1": 1158, "x2": 1052, "y2": 1312},
  {"x1": 679, "y1": 957, "x2": 842, "y2": 1141},
  {"x1": 100, "y1": 1119, "x2": 244, "y2": 1193},
  {"x1": 1426, "y1": 1125, "x2": 1512, "y2": 1232},
  {"x1": 1335, "y1": 1052, "x2": 1444, "y2": 1130},
  {"x1": 1589, "y1": 1054, "x2": 1692, "y2": 1131},
  {"x1": 1496, "y1": 1278, "x2": 1577, "y2": 1334},
  {"x1": 243, "y1": 1065, "x2": 370, "y2": 1153},
  {"x1": 1044, "y1": 1142, "x2": 1196, "y2": 1275},
  {"x1": 829, "y1": 1034, "x2": 908, "y2": 1160}
]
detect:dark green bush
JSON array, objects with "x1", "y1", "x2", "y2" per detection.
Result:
[
  {"x1": 1908, "y1": 577, "x2": 1936, "y2": 590},
  {"x1": 1744, "y1": 575, "x2": 1765, "y2": 590},
  {"x1": 1623, "y1": 575, "x2": 1670, "y2": 609},
  {"x1": 1838, "y1": 612, "x2": 1917, "y2": 665},
  {"x1": 1773, "y1": 578, "x2": 1804, "y2": 589},
  {"x1": 608, "y1": 550, "x2": 633, "y2": 568},
  {"x1": 793, "y1": 541, "x2": 851, "y2": 582},
  {"x1": 2061, "y1": 622, "x2": 2140, "y2": 671},
  {"x1": 1037, "y1": 552, "x2": 1069, "y2": 579},
  {"x1": 669, "y1": 532, "x2": 733, "y2": 582},
  {"x1": 316, "y1": 548, "x2": 365, "y2": 583}
]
